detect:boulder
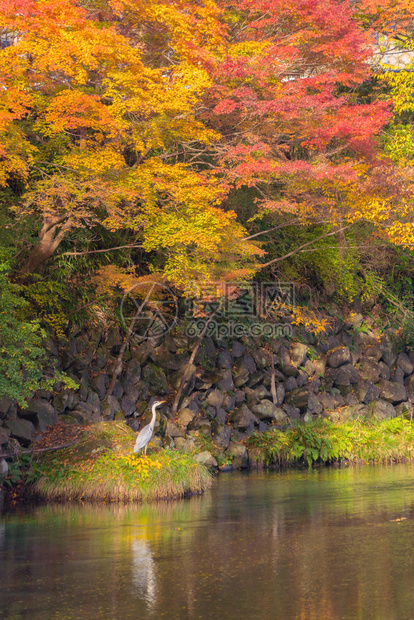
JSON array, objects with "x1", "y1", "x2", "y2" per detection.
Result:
[
  {"x1": 365, "y1": 344, "x2": 383, "y2": 362},
  {"x1": 121, "y1": 396, "x2": 136, "y2": 417},
  {"x1": 318, "y1": 392, "x2": 335, "y2": 412},
  {"x1": 395, "y1": 401, "x2": 413, "y2": 418},
  {"x1": 327, "y1": 347, "x2": 352, "y2": 368},
  {"x1": 379, "y1": 362, "x2": 391, "y2": 381},
  {"x1": 290, "y1": 343, "x2": 308, "y2": 368},
  {"x1": 212, "y1": 424, "x2": 231, "y2": 450},
  {"x1": 144, "y1": 363, "x2": 170, "y2": 394},
  {"x1": 194, "y1": 451, "x2": 218, "y2": 468},
  {"x1": 334, "y1": 365, "x2": 359, "y2": 387},
  {"x1": 217, "y1": 369, "x2": 235, "y2": 393},
  {"x1": 177, "y1": 408, "x2": 195, "y2": 428},
  {"x1": 166, "y1": 421, "x2": 185, "y2": 438},
  {"x1": 197, "y1": 419, "x2": 212, "y2": 437},
  {"x1": 282, "y1": 404, "x2": 301, "y2": 420},
  {"x1": 222, "y1": 394, "x2": 236, "y2": 412},
  {"x1": 394, "y1": 367, "x2": 405, "y2": 385},
  {"x1": 358, "y1": 359, "x2": 381, "y2": 384},
  {"x1": 370, "y1": 399, "x2": 396, "y2": 420},
  {"x1": 252, "y1": 400, "x2": 287, "y2": 422},
  {"x1": 285, "y1": 376, "x2": 298, "y2": 392},
  {"x1": 217, "y1": 349, "x2": 233, "y2": 369},
  {"x1": 405, "y1": 375, "x2": 414, "y2": 401},
  {"x1": 226, "y1": 444, "x2": 248, "y2": 469},
  {"x1": 354, "y1": 381, "x2": 380, "y2": 404},
  {"x1": 206, "y1": 389, "x2": 225, "y2": 409},
  {"x1": 5, "y1": 419, "x2": 34, "y2": 444},
  {"x1": 397, "y1": 353, "x2": 414, "y2": 376},
  {"x1": 230, "y1": 404, "x2": 260, "y2": 430},
  {"x1": 378, "y1": 380, "x2": 407, "y2": 404},
  {"x1": 174, "y1": 437, "x2": 193, "y2": 452},
  {"x1": 232, "y1": 341, "x2": 246, "y2": 358},
  {"x1": 307, "y1": 394, "x2": 322, "y2": 414},
  {"x1": 381, "y1": 333, "x2": 398, "y2": 368}
]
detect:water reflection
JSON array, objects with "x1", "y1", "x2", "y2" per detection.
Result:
[{"x1": 2, "y1": 465, "x2": 414, "y2": 619}]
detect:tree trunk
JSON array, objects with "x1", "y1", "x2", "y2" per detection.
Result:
[{"x1": 19, "y1": 216, "x2": 73, "y2": 276}]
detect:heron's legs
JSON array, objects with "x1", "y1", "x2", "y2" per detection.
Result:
[{"x1": 144, "y1": 445, "x2": 147, "y2": 456}]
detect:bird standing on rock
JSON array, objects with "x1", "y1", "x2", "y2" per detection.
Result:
[{"x1": 134, "y1": 400, "x2": 165, "y2": 455}]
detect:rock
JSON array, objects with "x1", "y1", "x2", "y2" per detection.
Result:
[
  {"x1": 22, "y1": 398, "x2": 57, "y2": 421},
  {"x1": 72, "y1": 401, "x2": 102, "y2": 422},
  {"x1": 92, "y1": 374, "x2": 107, "y2": 400},
  {"x1": 217, "y1": 349, "x2": 233, "y2": 369},
  {"x1": 242, "y1": 353, "x2": 256, "y2": 374},
  {"x1": 235, "y1": 390, "x2": 246, "y2": 404},
  {"x1": 276, "y1": 384, "x2": 285, "y2": 406},
  {"x1": 102, "y1": 395, "x2": 122, "y2": 420},
  {"x1": 245, "y1": 387, "x2": 260, "y2": 408},
  {"x1": 318, "y1": 393, "x2": 335, "y2": 411},
  {"x1": 251, "y1": 348, "x2": 269, "y2": 369},
  {"x1": 354, "y1": 381, "x2": 380, "y2": 404},
  {"x1": 177, "y1": 408, "x2": 195, "y2": 427},
  {"x1": 217, "y1": 369, "x2": 234, "y2": 393},
  {"x1": 358, "y1": 359, "x2": 381, "y2": 384},
  {"x1": 252, "y1": 400, "x2": 287, "y2": 422},
  {"x1": 206, "y1": 389, "x2": 225, "y2": 409},
  {"x1": 352, "y1": 313, "x2": 364, "y2": 329},
  {"x1": 254, "y1": 385, "x2": 271, "y2": 400},
  {"x1": 37, "y1": 408, "x2": 59, "y2": 434},
  {"x1": 0, "y1": 458, "x2": 8, "y2": 475},
  {"x1": 121, "y1": 396, "x2": 136, "y2": 417},
  {"x1": 327, "y1": 347, "x2": 352, "y2": 368},
  {"x1": 394, "y1": 367, "x2": 405, "y2": 385},
  {"x1": 307, "y1": 394, "x2": 322, "y2": 414},
  {"x1": 143, "y1": 364, "x2": 170, "y2": 394},
  {"x1": 378, "y1": 380, "x2": 407, "y2": 404},
  {"x1": 0, "y1": 428, "x2": 9, "y2": 446},
  {"x1": 232, "y1": 341, "x2": 246, "y2": 358},
  {"x1": 405, "y1": 375, "x2": 414, "y2": 401},
  {"x1": 297, "y1": 370, "x2": 308, "y2": 387},
  {"x1": 174, "y1": 437, "x2": 193, "y2": 452},
  {"x1": 345, "y1": 393, "x2": 359, "y2": 406},
  {"x1": 285, "y1": 376, "x2": 298, "y2": 392},
  {"x1": 0, "y1": 396, "x2": 12, "y2": 416},
  {"x1": 198, "y1": 419, "x2": 212, "y2": 437},
  {"x1": 334, "y1": 365, "x2": 358, "y2": 387},
  {"x1": 282, "y1": 404, "x2": 300, "y2": 420},
  {"x1": 124, "y1": 359, "x2": 141, "y2": 383},
  {"x1": 212, "y1": 424, "x2": 231, "y2": 450},
  {"x1": 226, "y1": 444, "x2": 248, "y2": 469},
  {"x1": 304, "y1": 360, "x2": 316, "y2": 376},
  {"x1": 53, "y1": 390, "x2": 79, "y2": 414},
  {"x1": 195, "y1": 451, "x2": 217, "y2": 468},
  {"x1": 233, "y1": 359, "x2": 250, "y2": 388},
  {"x1": 87, "y1": 390, "x2": 102, "y2": 414},
  {"x1": 365, "y1": 344, "x2": 383, "y2": 362},
  {"x1": 395, "y1": 401, "x2": 413, "y2": 418},
  {"x1": 130, "y1": 341, "x2": 156, "y2": 364},
  {"x1": 5, "y1": 419, "x2": 34, "y2": 444},
  {"x1": 313, "y1": 357, "x2": 327, "y2": 377},
  {"x1": 166, "y1": 421, "x2": 184, "y2": 438},
  {"x1": 122, "y1": 381, "x2": 141, "y2": 403},
  {"x1": 370, "y1": 399, "x2": 396, "y2": 420},
  {"x1": 381, "y1": 333, "x2": 398, "y2": 368},
  {"x1": 230, "y1": 404, "x2": 260, "y2": 430},
  {"x1": 291, "y1": 343, "x2": 308, "y2": 368},
  {"x1": 286, "y1": 386, "x2": 312, "y2": 411},
  {"x1": 223, "y1": 394, "x2": 236, "y2": 411},
  {"x1": 379, "y1": 361, "x2": 391, "y2": 381}
]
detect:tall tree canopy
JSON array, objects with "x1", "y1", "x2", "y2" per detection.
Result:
[{"x1": 0, "y1": 0, "x2": 413, "y2": 287}]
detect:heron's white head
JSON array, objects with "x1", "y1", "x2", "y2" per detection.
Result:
[{"x1": 152, "y1": 400, "x2": 166, "y2": 409}]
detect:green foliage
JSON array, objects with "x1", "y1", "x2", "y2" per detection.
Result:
[
  {"x1": 0, "y1": 258, "x2": 77, "y2": 405},
  {"x1": 247, "y1": 417, "x2": 414, "y2": 467}
]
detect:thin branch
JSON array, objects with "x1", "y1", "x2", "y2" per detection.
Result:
[
  {"x1": 260, "y1": 224, "x2": 355, "y2": 268},
  {"x1": 61, "y1": 244, "x2": 143, "y2": 257}
]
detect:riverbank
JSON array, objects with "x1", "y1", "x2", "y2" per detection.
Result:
[
  {"x1": 2, "y1": 422, "x2": 212, "y2": 502},
  {"x1": 3, "y1": 417, "x2": 414, "y2": 504}
]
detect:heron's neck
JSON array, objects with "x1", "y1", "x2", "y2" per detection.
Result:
[{"x1": 151, "y1": 407, "x2": 157, "y2": 426}]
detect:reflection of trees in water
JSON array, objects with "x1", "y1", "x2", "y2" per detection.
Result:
[{"x1": 2, "y1": 467, "x2": 414, "y2": 619}]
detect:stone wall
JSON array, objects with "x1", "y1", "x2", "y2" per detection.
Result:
[{"x1": 1, "y1": 313, "x2": 414, "y2": 469}]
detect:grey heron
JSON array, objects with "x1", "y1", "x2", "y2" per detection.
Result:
[{"x1": 134, "y1": 400, "x2": 165, "y2": 455}]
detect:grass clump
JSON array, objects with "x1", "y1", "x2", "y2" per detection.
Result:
[
  {"x1": 246, "y1": 417, "x2": 414, "y2": 467},
  {"x1": 25, "y1": 421, "x2": 212, "y2": 502}
]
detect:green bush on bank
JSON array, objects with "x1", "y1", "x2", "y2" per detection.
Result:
[
  {"x1": 16, "y1": 422, "x2": 212, "y2": 502},
  {"x1": 246, "y1": 417, "x2": 414, "y2": 467}
]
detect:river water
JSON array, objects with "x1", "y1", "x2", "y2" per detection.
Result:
[{"x1": 2, "y1": 464, "x2": 414, "y2": 619}]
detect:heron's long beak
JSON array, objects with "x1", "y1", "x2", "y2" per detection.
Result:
[{"x1": 159, "y1": 400, "x2": 166, "y2": 404}]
